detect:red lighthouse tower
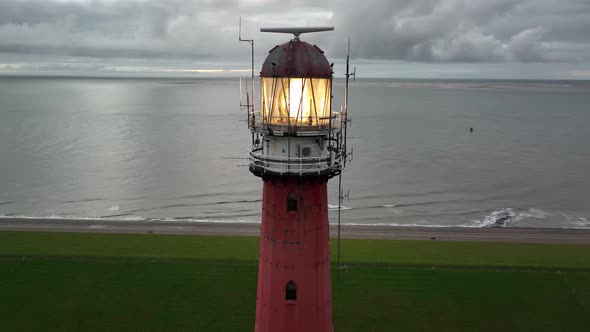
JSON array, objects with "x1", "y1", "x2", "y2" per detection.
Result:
[{"x1": 246, "y1": 27, "x2": 347, "y2": 332}]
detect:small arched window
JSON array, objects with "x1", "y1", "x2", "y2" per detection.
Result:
[
  {"x1": 287, "y1": 192, "x2": 297, "y2": 212},
  {"x1": 285, "y1": 280, "x2": 297, "y2": 301}
]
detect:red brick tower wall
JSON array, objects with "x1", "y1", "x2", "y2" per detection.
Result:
[{"x1": 255, "y1": 177, "x2": 333, "y2": 332}]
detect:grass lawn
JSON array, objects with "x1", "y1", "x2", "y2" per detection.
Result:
[{"x1": 1, "y1": 231, "x2": 590, "y2": 331}]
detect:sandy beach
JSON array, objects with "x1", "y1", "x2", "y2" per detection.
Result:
[{"x1": 1, "y1": 217, "x2": 590, "y2": 244}]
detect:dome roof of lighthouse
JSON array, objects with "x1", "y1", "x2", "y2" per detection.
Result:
[{"x1": 260, "y1": 40, "x2": 332, "y2": 78}]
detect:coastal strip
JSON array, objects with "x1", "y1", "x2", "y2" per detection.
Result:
[{"x1": 1, "y1": 217, "x2": 590, "y2": 244}]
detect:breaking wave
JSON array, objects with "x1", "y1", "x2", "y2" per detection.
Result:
[
  {"x1": 2, "y1": 207, "x2": 588, "y2": 229},
  {"x1": 463, "y1": 208, "x2": 585, "y2": 228},
  {"x1": 332, "y1": 221, "x2": 450, "y2": 228},
  {"x1": 0, "y1": 214, "x2": 260, "y2": 224},
  {"x1": 0, "y1": 214, "x2": 146, "y2": 221},
  {"x1": 328, "y1": 204, "x2": 352, "y2": 211},
  {"x1": 465, "y1": 208, "x2": 522, "y2": 228},
  {"x1": 328, "y1": 201, "x2": 445, "y2": 211}
]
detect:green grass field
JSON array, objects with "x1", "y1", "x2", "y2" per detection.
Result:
[{"x1": 1, "y1": 231, "x2": 590, "y2": 331}]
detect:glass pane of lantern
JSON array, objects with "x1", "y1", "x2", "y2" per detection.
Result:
[
  {"x1": 289, "y1": 78, "x2": 304, "y2": 120},
  {"x1": 312, "y1": 78, "x2": 330, "y2": 126},
  {"x1": 261, "y1": 77, "x2": 331, "y2": 127}
]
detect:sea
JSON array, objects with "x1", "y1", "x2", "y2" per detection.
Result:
[{"x1": 1, "y1": 76, "x2": 589, "y2": 229}]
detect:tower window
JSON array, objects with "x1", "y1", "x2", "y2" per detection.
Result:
[
  {"x1": 285, "y1": 280, "x2": 297, "y2": 301},
  {"x1": 287, "y1": 192, "x2": 297, "y2": 212}
]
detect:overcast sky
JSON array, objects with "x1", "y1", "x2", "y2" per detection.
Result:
[{"x1": 1, "y1": 0, "x2": 589, "y2": 79}]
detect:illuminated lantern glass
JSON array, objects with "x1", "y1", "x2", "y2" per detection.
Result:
[{"x1": 261, "y1": 77, "x2": 331, "y2": 128}]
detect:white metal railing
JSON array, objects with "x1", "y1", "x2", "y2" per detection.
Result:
[
  {"x1": 249, "y1": 150, "x2": 341, "y2": 176},
  {"x1": 249, "y1": 111, "x2": 343, "y2": 134}
]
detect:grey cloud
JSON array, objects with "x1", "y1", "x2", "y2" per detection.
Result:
[
  {"x1": 328, "y1": 0, "x2": 512, "y2": 61},
  {"x1": 328, "y1": 0, "x2": 590, "y2": 63},
  {"x1": 509, "y1": 27, "x2": 546, "y2": 62},
  {"x1": 0, "y1": 0, "x2": 243, "y2": 59},
  {"x1": 0, "y1": 0, "x2": 332, "y2": 61},
  {"x1": 0, "y1": 0, "x2": 589, "y2": 70}
]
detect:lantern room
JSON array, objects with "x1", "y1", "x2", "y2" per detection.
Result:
[
  {"x1": 248, "y1": 27, "x2": 342, "y2": 178},
  {"x1": 259, "y1": 31, "x2": 333, "y2": 131}
]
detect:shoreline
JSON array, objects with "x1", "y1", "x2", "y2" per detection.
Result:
[{"x1": 1, "y1": 217, "x2": 590, "y2": 244}]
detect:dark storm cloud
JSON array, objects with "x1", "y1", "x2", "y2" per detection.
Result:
[{"x1": 0, "y1": 0, "x2": 589, "y2": 64}]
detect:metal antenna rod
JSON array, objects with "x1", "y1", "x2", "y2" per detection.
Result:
[
  {"x1": 337, "y1": 166, "x2": 343, "y2": 271},
  {"x1": 344, "y1": 38, "x2": 350, "y2": 168},
  {"x1": 239, "y1": 17, "x2": 255, "y2": 123},
  {"x1": 337, "y1": 38, "x2": 352, "y2": 272}
]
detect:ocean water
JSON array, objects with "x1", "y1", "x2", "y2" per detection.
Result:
[{"x1": 1, "y1": 76, "x2": 589, "y2": 228}]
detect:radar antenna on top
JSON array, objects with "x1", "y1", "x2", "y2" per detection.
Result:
[{"x1": 261, "y1": 27, "x2": 334, "y2": 40}]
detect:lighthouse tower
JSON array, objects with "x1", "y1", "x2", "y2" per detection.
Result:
[{"x1": 246, "y1": 27, "x2": 346, "y2": 332}]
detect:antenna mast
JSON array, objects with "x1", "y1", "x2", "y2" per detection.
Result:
[
  {"x1": 239, "y1": 17, "x2": 255, "y2": 129},
  {"x1": 337, "y1": 38, "x2": 353, "y2": 271}
]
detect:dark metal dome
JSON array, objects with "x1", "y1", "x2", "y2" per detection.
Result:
[{"x1": 260, "y1": 40, "x2": 332, "y2": 78}]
